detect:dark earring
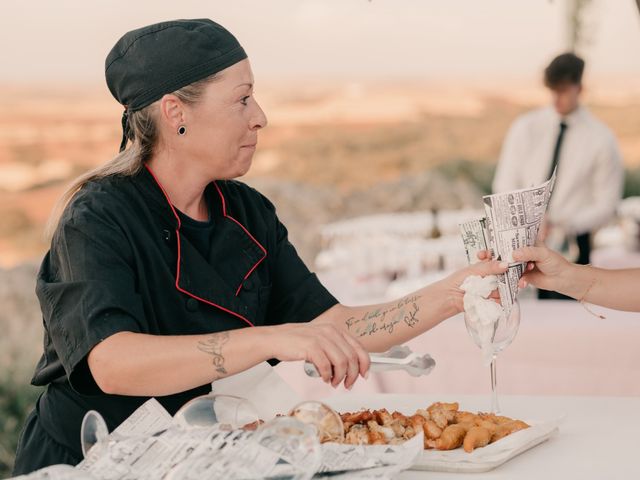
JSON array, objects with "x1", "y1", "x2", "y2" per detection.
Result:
[{"x1": 178, "y1": 125, "x2": 187, "y2": 136}]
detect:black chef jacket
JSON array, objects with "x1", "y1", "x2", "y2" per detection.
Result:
[{"x1": 13, "y1": 166, "x2": 338, "y2": 474}]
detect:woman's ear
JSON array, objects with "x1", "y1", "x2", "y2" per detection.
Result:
[{"x1": 158, "y1": 94, "x2": 185, "y2": 131}]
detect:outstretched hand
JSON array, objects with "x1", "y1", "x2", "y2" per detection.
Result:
[
  {"x1": 444, "y1": 258, "x2": 508, "y2": 313},
  {"x1": 511, "y1": 243, "x2": 571, "y2": 292},
  {"x1": 477, "y1": 244, "x2": 571, "y2": 292}
]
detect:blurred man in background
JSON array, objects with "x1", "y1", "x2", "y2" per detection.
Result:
[{"x1": 493, "y1": 52, "x2": 624, "y2": 300}]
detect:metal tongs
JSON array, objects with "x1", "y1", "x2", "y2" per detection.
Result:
[{"x1": 304, "y1": 345, "x2": 436, "y2": 378}]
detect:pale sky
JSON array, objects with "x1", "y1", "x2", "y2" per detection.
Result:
[{"x1": 1, "y1": 0, "x2": 638, "y2": 85}]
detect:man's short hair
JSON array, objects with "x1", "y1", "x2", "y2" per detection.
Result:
[{"x1": 544, "y1": 53, "x2": 585, "y2": 88}]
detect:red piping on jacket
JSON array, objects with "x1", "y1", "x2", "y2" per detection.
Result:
[
  {"x1": 144, "y1": 164, "x2": 266, "y2": 327},
  {"x1": 212, "y1": 183, "x2": 267, "y2": 296}
]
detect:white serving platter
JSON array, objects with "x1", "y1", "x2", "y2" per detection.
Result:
[
  {"x1": 414, "y1": 418, "x2": 560, "y2": 473},
  {"x1": 324, "y1": 393, "x2": 563, "y2": 474}
]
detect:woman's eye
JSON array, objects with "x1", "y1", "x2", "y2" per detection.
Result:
[{"x1": 240, "y1": 95, "x2": 250, "y2": 105}]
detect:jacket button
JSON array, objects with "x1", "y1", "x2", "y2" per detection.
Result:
[
  {"x1": 243, "y1": 279, "x2": 254, "y2": 291},
  {"x1": 186, "y1": 298, "x2": 199, "y2": 312}
]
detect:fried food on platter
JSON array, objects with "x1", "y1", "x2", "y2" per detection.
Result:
[
  {"x1": 454, "y1": 411, "x2": 478, "y2": 424},
  {"x1": 241, "y1": 419, "x2": 265, "y2": 431},
  {"x1": 373, "y1": 408, "x2": 393, "y2": 426},
  {"x1": 478, "y1": 412, "x2": 515, "y2": 425},
  {"x1": 341, "y1": 410, "x2": 374, "y2": 425},
  {"x1": 428, "y1": 402, "x2": 458, "y2": 428},
  {"x1": 474, "y1": 419, "x2": 498, "y2": 436},
  {"x1": 344, "y1": 424, "x2": 369, "y2": 444},
  {"x1": 422, "y1": 419, "x2": 443, "y2": 440},
  {"x1": 408, "y1": 413, "x2": 427, "y2": 430},
  {"x1": 428, "y1": 402, "x2": 459, "y2": 413},
  {"x1": 491, "y1": 419, "x2": 530, "y2": 442},
  {"x1": 463, "y1": 426, "x2": 492, "y2": 453},
  {"x1": 337, "y1": 402, "x2": 529, "y2": 452},
  {"x1": 435, "y1": 424, "x2": 467, "y2": 450}
]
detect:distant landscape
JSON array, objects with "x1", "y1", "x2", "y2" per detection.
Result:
[{"x1": 1, "y1": 79, "x2": 640, "y2": 267}]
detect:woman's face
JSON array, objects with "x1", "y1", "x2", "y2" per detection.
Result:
[{"x1": 164, "y1": 59, "x2": 267, "y2": 180}]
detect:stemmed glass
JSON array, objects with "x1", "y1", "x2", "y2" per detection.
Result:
[
  {"x1": 288, "y1": 400, "x2": 345, "y2": 444},
  {"x1": 80, "y1": 410, "x2": 111, "y2": 458},
  {"x1": 173, "y1": 393, "x2": 259, "y2": 429},
  {"x1": 464, "y1": 299, "x2": 520, "y2": 414}
]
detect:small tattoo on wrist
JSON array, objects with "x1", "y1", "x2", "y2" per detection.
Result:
[{"x1": 197, "y1": 331, "x2": 230, "y2": 376}]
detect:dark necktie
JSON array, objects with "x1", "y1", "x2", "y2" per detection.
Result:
[{"x1": 548, "y1": 121, "x2": 568, "y2": 179}]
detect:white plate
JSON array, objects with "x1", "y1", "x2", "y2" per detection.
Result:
[
  {"x1": 324, "y1": 393, "x2": 563, "y2": 474},
  {"x1": 414, "y1": 418, "x2": 561, "y2": 473}
]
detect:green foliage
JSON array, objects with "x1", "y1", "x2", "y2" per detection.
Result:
[
  {"x1": 435, "y1": 159, "x2": 497, "y2": 196},
  {"x1": 436, "y1": 161, "x2": 640, "y2": 200},
  {"x1": 624, "y1": 167, "x2": 640, "y2": 198},
  {"x1": 0, "y1": 374, "x2": 42, "y2": 478}
]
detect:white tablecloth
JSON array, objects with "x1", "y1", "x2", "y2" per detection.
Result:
[{"x1": 324, "y1": 393, "x2": 640, "y2": 479}]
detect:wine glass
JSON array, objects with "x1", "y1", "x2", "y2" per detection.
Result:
[
  {"x1": 80, "y1": 410, "x2": 110, "y2": 457},
  {"x1": 253, "y1": 416, "x2": 323, "y2": 480},
  {"x1": 288, "y1": 400, "x2": 345, "y2": 444},
  {"x1": 173, "y1": 393, "x2": 260, "y2": 430},
  {"x1": 464, "y1": 299, "x2": 520, "y2": 414},
  {"x1": 80, "y1": 410, "x2": 147, "y2": 465}
]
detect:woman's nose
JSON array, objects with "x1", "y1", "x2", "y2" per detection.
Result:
[{"x1": 250, "y1": 100, "x2": 268, "y2": 130}]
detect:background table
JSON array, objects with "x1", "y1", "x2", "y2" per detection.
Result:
[{"x1": 324, "y1": 393, "x2": 640, "y2": 479}]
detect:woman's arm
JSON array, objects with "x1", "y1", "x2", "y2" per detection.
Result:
[
  {"x1": 314, "y1": 260, "x2": 508, "y2": 353},
  {"x1": 89, "y1": 260, "x2": 507, "y2": 397},
  {"x1": 88, "y1": 321, "x2": 370, "y2": 396},
  {"x1": 512, "y1": 245, "x2": 640, "y2": 312}
]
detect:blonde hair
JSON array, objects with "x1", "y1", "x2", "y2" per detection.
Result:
[{"x1": 45, "y1": 74, "x2": 219, "y2": 238}]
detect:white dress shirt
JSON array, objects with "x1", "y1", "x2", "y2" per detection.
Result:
[{"x1": 492, "y1": 105, "x2": 624, "y2": 235}]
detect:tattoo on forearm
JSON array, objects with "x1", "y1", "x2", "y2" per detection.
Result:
[
  {"x1": 345, "y1": 295, "x2": 422, "y2": 337},
  {"x1": 197, "y1": 331, "x2": 230, "y2": 376},
  {"x1": 403, "y1": 303, "x2": 420, "y2": 328}
]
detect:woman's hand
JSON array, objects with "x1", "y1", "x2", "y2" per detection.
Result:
[
  {"x1": 266, "y1": 322, "x2": 370, "y2": 390},
  {"x1": 512, "y1": 244, "x2": 572, "y2": 293},
  {"x1": 441, "y1": 259, "x2": 509, "y2": 314}
]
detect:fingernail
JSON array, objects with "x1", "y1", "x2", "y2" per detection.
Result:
[{"x1": 499, "y1": 261, "x2": 509, "y2": 269}]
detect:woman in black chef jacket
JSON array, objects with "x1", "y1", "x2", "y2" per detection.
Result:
[{"x1": 12, "y1": 19, "x2": 507, "y2": 475}]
